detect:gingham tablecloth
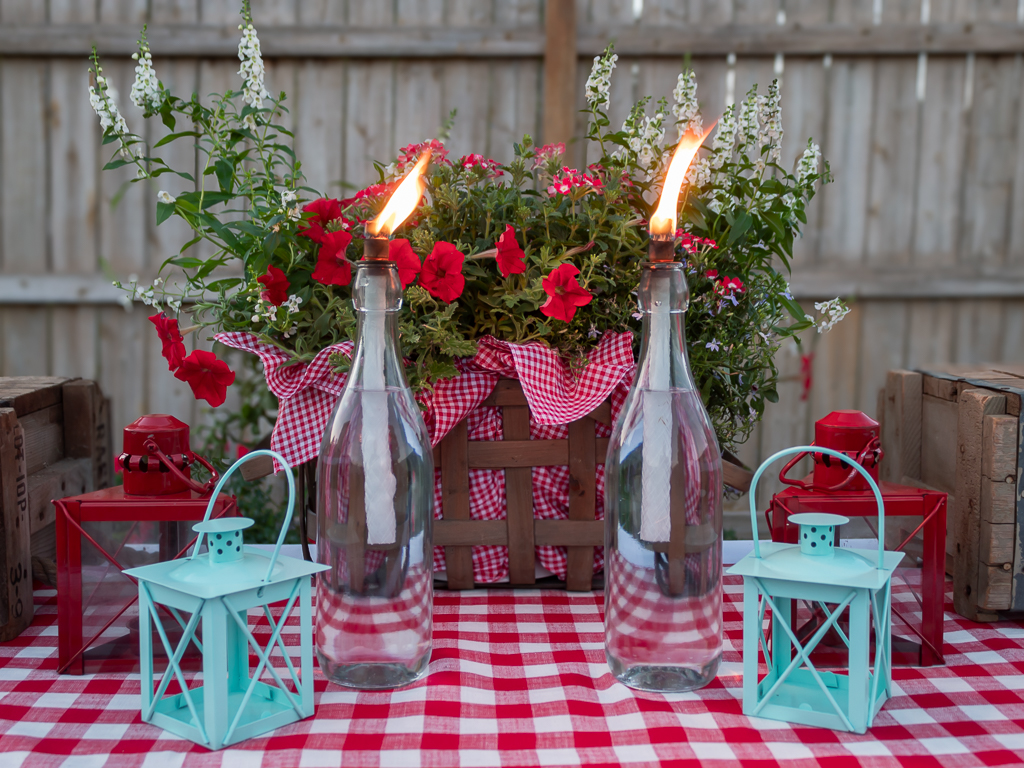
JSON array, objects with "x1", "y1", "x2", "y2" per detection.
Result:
[{"x1": 2, "y1": 577, "x2": 1024, "y2": 768}]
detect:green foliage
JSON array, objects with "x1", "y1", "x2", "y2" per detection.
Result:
[{"x1": 97, "y1": 28, "x2": 836, "y2": 454}]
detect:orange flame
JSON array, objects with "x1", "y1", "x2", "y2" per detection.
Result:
[
  {"x1": 649, "y1": 123, "x2": 717, "y2": 236},
  {"x1": 368, "y1": 151, "x2": 432, "y2": 236}
]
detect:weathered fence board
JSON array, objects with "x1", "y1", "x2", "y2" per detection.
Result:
[{"x1": 0, "y1": 0, "x2": 1023, "y2": 521}]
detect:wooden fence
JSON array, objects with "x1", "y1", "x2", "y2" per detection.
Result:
[{"x1": 1, "y1": 0, "x2": 1023, "y2": 528}]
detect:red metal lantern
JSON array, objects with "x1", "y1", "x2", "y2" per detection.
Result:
[
  {"x1": 768, "y1": 411, "x2": 947, "y2": 666},
  {"x1": 55, "y1": 415, "x2": 236, "y2": 675},
  {"x1": 120, "y1": 414, "x2": 217, "y2": 496}
]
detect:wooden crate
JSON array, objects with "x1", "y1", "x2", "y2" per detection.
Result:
[
  {"x1": 881, "y1": 365, "x2": 1024, "y2": 621},
  {"x1": 0, "y1": 377, "x2": 113, "y2": 640}
]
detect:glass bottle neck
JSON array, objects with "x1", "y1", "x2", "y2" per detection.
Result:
[
  {"x1": 347, "y1": 262, "x2": 409, "y2": 391},
  {"x1": 635, "y1": 261, "x2": 697, "y2": 393}
]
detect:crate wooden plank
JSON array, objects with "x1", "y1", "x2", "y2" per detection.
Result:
[
  {"x1": 1014, "y1": 401, "x2": 1024, "y2": 612},
  {"x1": 0, "y1": 411, "x2": 33, "y2": 641},
  {"x1": 62, "y1": 379, "x2": 112, "y2": 491},
  {"x1": 0, "y1": 377, "x2": 70, "y2": 416},
  {"x1": 979, "y1": 519, "x2": 1014, "y2": 566},
  {"x1": 534, "y1": 519, "x2": 603, "y2": 547},
  {"x1": 953, "y1": 388, "x2": 1007, "y2": 620},
  {"x1": 566, "y1": 416, "x2": 596, "y2": 592},
  {"x1": 481, "y1": 379, "x2": 529, "y2": 407},
  {"x1": 503, "y1": 405, "x2": 535, "y2": 586},
  {"x1": 978, "y1": 564, "x2": 1013, "y2": 612},
  {"x1": 27, "y1": 458, "x2": 89, "y2": 535},
  {"x1": 981, "y1": 478, "x2": 1016, "y2": 525},
  {"x1": 982, "y1": 414, "x2": 1018, "y2": 482},
  {"x1": 921, "y1": 394, "x2": 958, "y2": 497},
  {"x1": 922, "y1": 374, "x2": 959, "y2": 401},
  {"x1": 435, "y1": 519, "x2": 507, "y2": 547},
  {"x1": 882, "y1": 370, "x2": 922, "y2": 484},
  {"x1": 19, "y1": 404, "x2": 65, "y2": 475},
  {"x1": 440, "y1": 419, "x2": 473, "y2": 589},
  {"x1": 467, "y1": 438, "x2": 610, "y2": 468}
]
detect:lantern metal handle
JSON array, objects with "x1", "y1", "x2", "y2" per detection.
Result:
[
  {"x1": 749, "y1": 445, "x2": 888, "y2": 571},
  {"x1": 188, "y1": 449, "x2": 296, "y2": 582}
]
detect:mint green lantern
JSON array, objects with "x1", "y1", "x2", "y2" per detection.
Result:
[
  {"x1": 726, "y1": 446, "x2": 904, "y2": 734},
  {"x1": 124, "y1": 450, "x2": 328, "y2": 750}
]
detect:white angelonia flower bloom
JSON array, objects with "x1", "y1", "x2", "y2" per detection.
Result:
[
  {"x1": 129, "y1": 34, "x2": 161, "y2": 112},
  {"x1": 757, "y1": 80, "x2": 783, "y2": 163},
  {"x1": 686, "y1": 157, "x2": 711, "y2": 187},
  {"x1": 738, "y1": 91, "x2": 760, "y2": 148},
  {"x1": 281, "y1": 189, "x2": 297, "y2": 205},
  {"x1": 796, "y1": 140, "x2": 821, "y2": 186},
  {"x1": 585, "y1": 49, "x2": 618, "y2": 109},
  {"x1": 237, "y1": 23, "x2": 269, "y2": 114},
  {"x1": 813, "y1": 298, "x2": 850, "y2": 333},
  {"x1": 710, "y1": 104, "x2": 737, "y2": 169},
  {"x1": 286, "y1": 205, "x2": 301, "y2": 222},
  {"x1": 671, "y1": 71, "x2": 703, "y2": 139},
  {"x1": 157, "y1": 190, "x2": 175, "y2": 204},
  {"x1": 89, "y1": 72, "x2": 137, "y2": 160}
]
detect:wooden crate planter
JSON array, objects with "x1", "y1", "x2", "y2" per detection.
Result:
[
  {"x1": 432, "y1": 379, "x2": 610, "y2": 592},
  {"x1": 881, "y1": 366, "x2": 1024, "y2": 621},
  {"x1": 0, "y1": 377, "x2": 113, "y2": 640}
]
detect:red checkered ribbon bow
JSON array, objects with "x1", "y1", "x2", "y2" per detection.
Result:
[{"x1": 216, "y1": 330, "x2": 635, "y2": 582}]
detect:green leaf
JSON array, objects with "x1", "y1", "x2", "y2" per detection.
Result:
[
  {"x1": 159, "y1": 106, "x2": 176, "y2": 131},
  {"x1": 153, "y1": 131, "x2": 200, "y2": 149},
  {"x1": 156, "y1": 201, "x2": 175, "y2": 225},
  {"x1": 214, "y1": 159, "x2": 234, "y2": 194},
  {"x1": 726, "y1": 211, "x2": 752, "y2": 246},
  {"x1": 103, "y1": 158, "x2": 132, "y2": 171},
  {"x1": 205, "y1": 278, "x2": 241, "y2": 293},
  {"x1": 168, "y1": 256, "x2": 205, "y2": 269},
  {"x1": 763, "y1": 388, "x2": 779, "y2": 404}
]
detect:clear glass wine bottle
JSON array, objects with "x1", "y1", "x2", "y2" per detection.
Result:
[
  {"x1": 316, "y1": 259, "x2": 434, "y2": 689},
  {"x1": 604, "y1": 260, "x2": 724, "y2": 692}
]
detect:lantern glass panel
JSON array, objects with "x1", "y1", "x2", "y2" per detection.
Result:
[{"x1": 79, "y1": 519, "x2": 201, "y2": 672}]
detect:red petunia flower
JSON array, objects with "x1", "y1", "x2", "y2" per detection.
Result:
[
  {"x1": 419, "y1": 241, "x2": 465, "y2": 303},
  {"x1": 540, "y1": 263, "x2": 592, "y2": 323},
  {"x1": 149, "y1": 312, "x2": 186, "y2": 371},
  {"x1": 722, "y1": 276, "x2": 745, "y2": 293},
  {"x1": 389, "y1": 238, "x2": 421, "y2": 287},
  {"x1": 299, "y1": 198, "x2": 342, "y2": 243},
  {"x1": 173, "y1": 349, "x2": 236, "y2": 407},
  {"x1": 705, "y1": 269, "x2": 718, "y2": 279},
  {"x1": 312, "y1": 230, "x2": 353, "y2": 286},
  {"x1": 495, "y1": 224, "x2": 526, "y2": 277},
  {"x1": 258, "y1": 265, "x2": 290, "y2": 306}
]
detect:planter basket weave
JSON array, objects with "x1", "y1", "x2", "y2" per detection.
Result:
[{"x1": 432, "y1": 379, "x2": 610, "y2": 592}]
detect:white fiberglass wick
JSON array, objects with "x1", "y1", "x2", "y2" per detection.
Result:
[
  {"x1": 362, "y1": 269, "x2": 397, "y2": 545},
  {"x1": 640, "y1": 270, "x2": 672, "y2": 543}
]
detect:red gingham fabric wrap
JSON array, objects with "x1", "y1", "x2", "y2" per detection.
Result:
[
  {"x1": 4, "y1": 578, "x2": 1024, "y2": 767},
  {"x1": 217, "y1": 331, "x2": 636, "y2": 584}
]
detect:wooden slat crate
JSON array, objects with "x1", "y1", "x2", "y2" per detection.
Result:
[
  {"x1": 433, "y1": 379, "x2": 609, "y2": 592},
  {"x1": 881, "y1": 365, "x2": 1024, "y2": 621},
  {"x1": 0, "y1": 377, "x2": 113, "y2": 639}
]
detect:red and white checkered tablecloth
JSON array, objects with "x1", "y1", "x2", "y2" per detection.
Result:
[{"x1": 3, "y1": 577, "x2": 1024, "y2": 768}]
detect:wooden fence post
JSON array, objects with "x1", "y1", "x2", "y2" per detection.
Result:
[{"x1": 543, "y1": 0, "x2": 577, "y2": 148}]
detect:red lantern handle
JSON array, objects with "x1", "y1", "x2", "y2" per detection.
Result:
[
  {"x1": 143, "y1": 438, "x2": 219, "y2": 496},
  {"x1": 777, "y1": 437, "x2": 884, "y2": 493},
  {"x1": 777, "y1": 447, "x2": 814, "y2": 490}
]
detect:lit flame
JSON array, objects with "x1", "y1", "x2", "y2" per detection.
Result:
[
  {"x1": 649, "y1": 123, "x2": 716, "y2": 236},
  {"x1": 368, "y1": 151, "x2": 432, "y2": 236}
]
